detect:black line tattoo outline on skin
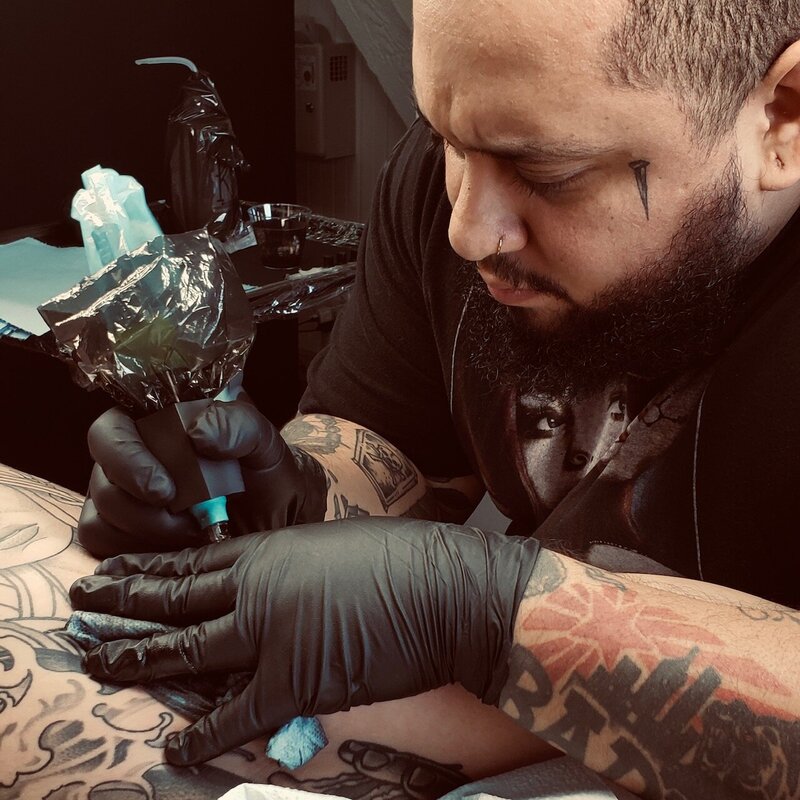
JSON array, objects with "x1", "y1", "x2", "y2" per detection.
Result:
[
  {"x1": 629, "y1": 160, "x2": 651, "y2": 220},
  {"x1": 333, "y1": 493, "x2": 371, "y2": 519},
  {"x1": 584, "y1": 565, "x2": 628, "y2": 593},
  {"x1": 523, "y1": 549, "x2": 567, "y2": 598},
  {"x1": 269, "y1": 739, "x2": 469, "y2": 800},
  {"x1": 352, "y1": 429, "x2": 419, "y2": 511},
  {"x1": 282, "y1": 414, "x2": 343, "y2": 456}
]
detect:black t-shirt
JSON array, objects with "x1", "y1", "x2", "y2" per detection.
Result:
[{"x1": 301, "y1": 120, "x2": 800, "y2": 608}]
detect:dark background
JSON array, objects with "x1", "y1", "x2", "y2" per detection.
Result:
[
  {"x1": 0, "y1": 0, "x2": 299, "y2": 492},
  {"x1": 0, "y1": 0, "x2": 295, "y2": 230}
]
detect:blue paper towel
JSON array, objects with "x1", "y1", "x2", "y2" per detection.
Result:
[{"x1": 65, "y1": 610, "x2": 327, "y2": 768}]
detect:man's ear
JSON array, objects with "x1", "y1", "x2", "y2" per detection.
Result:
[{"x1": 760, "y1": 40, "x2": 800, "y2": 191}]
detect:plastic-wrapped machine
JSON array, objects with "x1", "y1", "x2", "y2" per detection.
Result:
[
  {"x1": 137, "y1": 57, "x2": 248, "y2": 240},
  {"x1": 39, "y1": 230, "x2": 255, "y2": 541}
]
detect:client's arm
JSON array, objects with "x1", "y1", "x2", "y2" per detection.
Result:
[{"x1": 0, "y1": 465, "x2": 550, "y2": 800}]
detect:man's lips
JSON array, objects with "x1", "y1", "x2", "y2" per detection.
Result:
[{"x1": 478, "y1": 270, "x2": 545, "y2": 306}]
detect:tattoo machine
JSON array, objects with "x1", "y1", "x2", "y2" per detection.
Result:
[{"x1": 39, "y1": 229, "x2": 255, "y2": 543}]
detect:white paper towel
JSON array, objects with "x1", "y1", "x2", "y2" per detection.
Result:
[{"x1": 218, "y1": 784, "x2": 350, "y2": 800}]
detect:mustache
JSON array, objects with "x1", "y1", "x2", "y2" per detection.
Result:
[{"x1": 481, "y1": 253, "x2": 571, "y2": 301}]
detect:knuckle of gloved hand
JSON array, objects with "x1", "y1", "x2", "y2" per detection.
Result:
[
  {"x1": 131, "y1": 461, "x2": 174, "y2": 504},
  {"x1": 69, "y1": 574, "x2": 115, "y2": 610},
  {"x1": 76, "y1": 502, "x2": 118, "y2": 558},
  {"x1": 87, "y1": 407, "x2": 134, "y2": 458},
  {"x1": 190, "y1": 400, "x2": 267, "y2": 461},
  {"x1": 89, "y1": 426, "x2": 174, "y2": 504},
  {"x1": 187, "y1": 401, "x2": 236, "y2": 455},
  {"x1": 84, "y1": 640, "x2": 149, "y2": 682}
]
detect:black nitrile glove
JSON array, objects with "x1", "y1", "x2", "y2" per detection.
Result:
[
  {"x1": 70, "y1": 518, "x2": 541, "y2": 766},
  {"x1": 78, "y1": 399, "x2": 327, "y2": 556}
]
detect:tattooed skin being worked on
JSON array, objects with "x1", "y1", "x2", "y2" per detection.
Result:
[{"x1": 0, "y1": 464, "x2": 549, "y2": 800}]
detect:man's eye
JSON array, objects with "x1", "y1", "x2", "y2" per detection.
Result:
[{"x1": 511, "y1": 171, "x2": 587, "y2": 199}]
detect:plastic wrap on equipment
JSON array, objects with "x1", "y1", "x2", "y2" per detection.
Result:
[
  {"x1": 38, "y1": 230, "x2": 254, "y2": 413},
  {"x1": 138, "y1": 57, "x2": 248, "y2": 239}
]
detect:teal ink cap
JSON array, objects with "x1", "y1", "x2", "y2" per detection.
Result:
[{"x1": 191, "y1": 496, "x2": 231, "y2": 542}]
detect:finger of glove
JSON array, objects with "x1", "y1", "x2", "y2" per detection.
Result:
[
  {"x1": 83, "y1": 614, "x2": 246, "y2": 683},
  {"x1": 89, "y1": 464, "x2": 196, "y2": 541},
  {"x1": 164, "y1": 677, "x2": 286, "y2": 766},
  {"x1": 94, "y1": 532, "x2": 264, "y2": 578},
  {"x1": 188, "y1": 400, "x2": 287, "y2": 471},
  {"x1": 70, "y1": 570, "x2": 235, "y2": 625},
  {"x1": 76, "y1": 497, "x2": 195, "y2": 558},
  {"x1": 88, "y1": 408, "x2": 175, "y2": 504}
]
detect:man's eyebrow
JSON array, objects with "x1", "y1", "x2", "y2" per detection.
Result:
[
  {"x1": 412, "y1": 95, "x2": 612, "y2": 164},
  {"x1": 487, "y1": 139, "x2": 614, "y2": 163}
]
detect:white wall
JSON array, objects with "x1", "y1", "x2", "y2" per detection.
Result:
[{"x1": 294, "y1": 0, "x2": 412, "y2": 222}]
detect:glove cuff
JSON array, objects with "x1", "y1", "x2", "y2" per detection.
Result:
[{"x1": 454, "y1": 531, "x2": 542, "y2": 705}]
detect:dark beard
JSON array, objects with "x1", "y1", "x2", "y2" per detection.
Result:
[{"x1": 463, "y1": 160, "x2": 767, "y2": 401}]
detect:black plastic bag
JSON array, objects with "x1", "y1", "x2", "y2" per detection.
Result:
[{"x1": 137, "y1": 57, "x2": 248, "y2": 239}]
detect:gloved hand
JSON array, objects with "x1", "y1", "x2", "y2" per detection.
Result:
[
  {"x1": 70, "y1": 518, "x2": 541, "y2": 766},
  {"x1": 78, "y1": 399, "x2": 327, "y2": 556}
]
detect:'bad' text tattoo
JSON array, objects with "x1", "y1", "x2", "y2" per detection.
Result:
[{"x1": 501, "y1": 551, "x2": 800, "y2": 800}]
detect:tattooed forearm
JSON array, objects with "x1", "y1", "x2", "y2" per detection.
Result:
[
  {"x1": 353, "y1": 428, "x2": 419, "y2": 511},
  {"x1": 283, "y1": 415, "x2": 430, "y2": 516},
  {"x1": 282, "y1": 414, "x2": 343, "y2": 455},
  {"x1": 629, "y1": 159, "x2": 651, "y2": 220},
  {"x1": 504, "y1": 551, "x2": 800, "y2": 800}
]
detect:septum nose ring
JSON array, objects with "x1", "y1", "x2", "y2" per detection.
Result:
[{"x1": 496, "y1": 235, "x2": 504, "y2": 258}]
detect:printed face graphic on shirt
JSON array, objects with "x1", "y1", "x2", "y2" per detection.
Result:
[{"x1": 516, "y1": 387, "x2": 629, "y2": 510}]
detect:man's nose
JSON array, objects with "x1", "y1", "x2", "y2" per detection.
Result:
[{"x1": 447, "y1": 155, "x2": 527, "y2": 263}]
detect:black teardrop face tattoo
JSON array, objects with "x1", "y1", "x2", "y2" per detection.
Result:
[{"x1": 629, "y1": 159, "x2": 651, "y2": 220}]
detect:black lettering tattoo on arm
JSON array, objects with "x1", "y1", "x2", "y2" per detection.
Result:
[
  {"x1": 738, "y1": 607, "x2": 800, "y2": 626},
  {"x1": 509, "y1": 562, "x2": 800, "y2": 800},
  {"x1": 629, "y1": 160, "x2": 651, "y2": 220},
  {"x1": 352, "y1": 429, "x2": 419, "y2": 511},
  {"x1": 504, "y1": 643, "x2": 800, "y2": 799}
]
